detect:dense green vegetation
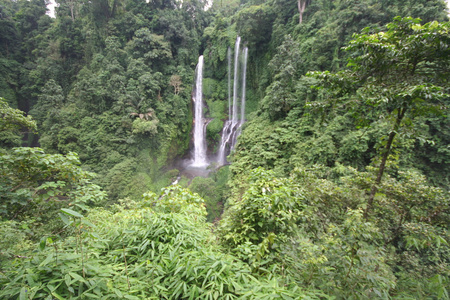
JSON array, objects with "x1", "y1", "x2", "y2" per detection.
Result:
[{"x1": 1, "y1": 0, "x2": 449, "y2": 298}]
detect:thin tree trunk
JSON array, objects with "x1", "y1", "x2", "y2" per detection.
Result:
[
  {"x1": 69, "y1": 0, "x2": 75, "y2": 21},
  {"x1": 298, "y1": 0, "x2": 307, "y2": 24},
  {"x1": 364, "y1": 106, "x2": 407, "y2": 218},
  {"x1": 70, "y1": 6, "x2": 74, "y2": 22}
]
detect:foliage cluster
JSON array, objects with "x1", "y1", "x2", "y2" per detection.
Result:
[
  {"x1": 219, "y1": 166, "x2": 449, "y2": 298},
  {"x1": 1, "y1": 0, "x2": 449, "y2": 298},
  {"x1": 218, "y1": 8, "x2": 450, "y2": 298},
  {"x1": 0, "y1": 0, "x2": 214, "y2": 201},
  {"x1": 1, "y1": 187, "x2": 321, "y2": 299}
]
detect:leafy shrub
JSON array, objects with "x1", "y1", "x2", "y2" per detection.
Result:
[
  {"x1": 189, "y1": 177, "x2": 223, "y2": 222},
  {"x1": 284, "y1": 209, "x2": 396, "y2": 299},
  {"x1": 0, "y1": 221, "x2": 33, "y2": 267},
  {"x1": 0, "y1": 97, "x2": 37, "y2": 148},
  {"x1": 206, "y1": 118, "x2": 224, "y2": 145},
  {"x1": 218, "y1": 167, "x2": 306, "y2": 270},
  {"x1": 143, "y1": 185, "x2": 207, "y2": 216},
  {"x1": 0, "y1": 188, "x2": 318, "y2": 299},
  {"x1": 0, "y1": 147, "x2": 106, "y2": 222}
]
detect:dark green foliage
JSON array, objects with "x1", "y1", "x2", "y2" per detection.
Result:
[
  {"x1": 220, "y1": 165, "x2": 449, "y2": 298},
  {"x1": 207, "y1": 118, "x2": 224, "y2": 146},
  {"x1": 309, "y1": 17, "x2": 450, "y2": 213},
  {"x1": 0, "y1": 0, "x2": 211, "y2": 202},
  {"x1": 0, "y1": 220, "x2": 33, "y2": 265},
  {"x1": 1, "y1": 0, "x2": 449, "y2": 298},
  {"x1": 189, "y1": 177, "x2": 223, "y2": 222},
  {"x1": 261, "y1": 34, "x2": 302, "y2": 120},
  {"x1": 203, "y1": 16, "x2": 237, "y2": 74},
  {"x1": 219, "y1": 168, "x2": 305, "y2": 249},
  {"x1": 235, "y1": 4, "x2": 275, "y2": 49},
  {"x1": 29, "y1": 79, "x2": 64, "y2": 127},
  {"x1": 0, "y1": 97, "x2": 37, "y2": 147},
  {"x1": 222, "y1": 10, "x2": 449, "y2": 298},
  {"x1": 0, "y1": 147, "x2": 105, "y2": 221}
]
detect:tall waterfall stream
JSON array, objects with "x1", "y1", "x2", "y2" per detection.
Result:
[{"x1": 188, "y1": 37, "x2": 248, "y2": 173}]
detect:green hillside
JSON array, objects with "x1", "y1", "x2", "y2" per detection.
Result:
[{"x1": 1, "y1": 0, "x2": 449, "y2": 298}]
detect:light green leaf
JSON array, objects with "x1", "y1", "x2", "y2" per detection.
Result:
[
  {"x1": 52, "y1": 291, "x2": 65, "y2": 300},
  {"x1": 81, "y1": 219, "x2": 96, "y2": 228},
  {"x1": 19, "y1": 287, "x2": 27, "y2": 300},
  {"x1": 59, "y1": 213, "x2": 71, "y2": 226},
  {"x1": 61, "y1": 208, "x2": 84, "y2": 218},
  {"x1": 39, "y1": 253, "x2": 54, "y2": 267}
]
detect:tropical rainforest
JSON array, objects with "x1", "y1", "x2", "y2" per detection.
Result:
[{"x1": 0, "y1": 0, "x2": 449, "y2": 298}]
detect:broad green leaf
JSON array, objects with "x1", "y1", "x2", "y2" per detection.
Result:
[
  {"x1": 39, "y1": 253, "x2": 54, "y2": 267},
  {"x1": 59, "y1": 213, "x2": 71, "y2": 226},
  {"x1": 40, "y1": 237, "x2": 47, "y2": 251},
  {"x1": 81, "y1": 219, "x2": 96, "y2": 228},
  {"x1": 51, "y1": 291, "x2": 65, "y2": 300},
  {"x1": 19, "y1": 287, "x2": 27, "y2": 300},
  {"x1": 69, "y1": 272, "x2": 86, "y2": 283},
  {"x1": 65, "y1": 274, "x2": 71, "y2": 287},
  {"x1": 61, "y1": 208, "x2": 84, "y2": 218}
]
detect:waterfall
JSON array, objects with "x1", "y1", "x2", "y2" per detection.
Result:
[
  {"x1": 187, "y1": 39, "x2": 248, "y2": 168},
  {"x1": 238, "y1": 47, "x2": 248, "y2": 136},
  {"x1": 217, "y1": 120, "x2": 233, "y2": 166},
  {"x1": 191, "y1": 55, "x2": 208, "y2": 167},
  {"x1": 217, "y1": 37, "x2": 248, "y2": 166},
  {"x1": 232, "y1": 37, "x2": 241, "y2": 123},
  {"x1": 227, "y1": 47, "x2": 232, "y2": 119}
]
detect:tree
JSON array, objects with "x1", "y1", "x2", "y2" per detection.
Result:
[
  {"x1": 219, "y1": 168, "x2": 305, "y2": 249},
  {"x1": 0, "y1": 2, "x2": 19, "y2": 56},
  {"x1": 235, "y1": 4, "x2": 275, "y2": 48},
  {"x1": 189, "y1": 177, "x2": 222, "y2": 222},
  {"x1": 126, "y1": 28, "x2": 172, "y2": 72},
  {"x1": 308, "y1": 17, "x2": 450, "y2": 216},
  {"x1": 29, "y1": 79, "x2": 64, "y2": 126},
  {"x1": 261, "y1": 34, "x2": 302, "y2": 120},
  {"x1": 0, "y1": 99, "x2": 105, "y2": 222},
  {"x1": 169, "y1": 74, "x2": 183, "y2": 95},
  {"x1": 0, "y1": 147, "x2": 105, "y2": 219},
  {"x1": 0, "y1": 97, "x2": 37, "y2": 147},
  {"x1": 297, "y1": 0, "x2": 311, "y2": 24},
  {"x1": 56, "y1": 0, "x2": 81, "y2": 21}
]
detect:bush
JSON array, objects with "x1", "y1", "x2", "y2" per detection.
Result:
[
  {"x1": 189, "y1": 177, "x2": 223, "y2": 222},
  {"x1": 0, "y1": 189, "x2": 316, "y2": 299}
]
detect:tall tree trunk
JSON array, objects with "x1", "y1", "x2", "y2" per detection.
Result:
[
  {"x1": 70, "y1": 5, "x2": 74, "y2": 22},
  {"x1": 297, "y1": 0, "x2": 307, "y2": 24},
  {"x1": 68, "y1": 0, "x2": 76, "y2": 21},
  {"x1": 364, "y1": 106, "x2": 407, "y2": 218}
]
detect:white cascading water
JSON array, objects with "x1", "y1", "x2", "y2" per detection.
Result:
[
  {"x1": 227, "y1": 47, "x2": 232, "y2": 119},
  {"x1": 191, "y1": 55, "x2": 208, "y2": 167},
  {"x1": 238, "y1": 47, "x2": 248, "y2": 137},
  {"x1": 217, "y1": 37, "x2": 248, "y2": 166},
  {"x1": 240, "y1": 47, "x2": 248, "y2": 122},
  {"x1": 232, "y1": 37, "x2": 241, "y2": 123}
]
